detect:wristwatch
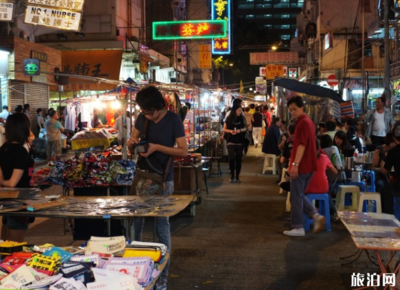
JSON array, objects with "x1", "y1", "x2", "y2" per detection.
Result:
[{"x1": 292, "y1": 162, "x2": 299, "y2": 167}]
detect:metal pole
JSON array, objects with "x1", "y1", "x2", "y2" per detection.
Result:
[
  {"x1": 384, "y1": 0, "x2": 391, "y2": 107},
  {"x1": 361, "y1": 0, "x2": 366, "y2": 115}
]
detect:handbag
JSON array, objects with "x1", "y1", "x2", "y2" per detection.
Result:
[{"x1": 130, "y1": 119, "x2": 173, "y2": 196}]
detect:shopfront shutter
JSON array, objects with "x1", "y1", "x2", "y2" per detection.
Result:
[{"x1": 9, "y1": 80, "x2": 49, "y2": 135}]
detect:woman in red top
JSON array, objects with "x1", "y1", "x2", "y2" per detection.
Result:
[{"x1": 306, "y1": 141, "x2": 338, "y2": 194}]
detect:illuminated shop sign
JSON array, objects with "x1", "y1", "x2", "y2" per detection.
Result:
[
  {"x1": 23, "y1": 59, "x2": 40, "y2": 76},
  {"x1": 24, "y1": 5, "x2": 81, "y2": 31},
  {"x1": 27, "y1": 0, "x2": 84, "y2": 12},
  {"x1": 212, "y1": 0, "x2": 231, "y2": 54},
  {"x1": 0, "y1": 1, "x2": 14, "y2": 21},
  {"x1": 152, "y1": 20, "x2": 226, "y2": 40}
]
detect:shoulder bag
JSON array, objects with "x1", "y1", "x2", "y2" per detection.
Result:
[{"x1": 130, "y1": 119, "x2": 173, "y2": 196}]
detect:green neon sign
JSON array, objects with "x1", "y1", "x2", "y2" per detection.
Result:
[
  {"x1": 153, "y1": 20, "x2": 226, "y2": 40},
  {"x1": 23, "y1": 58, "x2": 41, "y2": 76}
]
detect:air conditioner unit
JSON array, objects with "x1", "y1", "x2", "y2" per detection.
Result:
[{"x1": 169, "y1": 71, "x2": 177, "y2": 78}]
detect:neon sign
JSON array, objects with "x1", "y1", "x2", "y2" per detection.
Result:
[
  {"x1": 212, "y1": 0, "x2": 231, "y2": 54},
  {"x1": 152, "y1": 20, "x2": 226, "y2": 40}
]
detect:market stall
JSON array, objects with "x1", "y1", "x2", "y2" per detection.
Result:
[{"x1": 273, "y1": 78, "x2": 344, "y2": 124}]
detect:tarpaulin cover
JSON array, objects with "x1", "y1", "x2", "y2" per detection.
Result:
[{"x1": 274, "y1": 78, "x2": 344, "y2": 103}]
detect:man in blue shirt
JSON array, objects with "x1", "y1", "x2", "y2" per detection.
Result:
[{"x1": 128, "y1": 86, "x2": 187, "y2": 290}]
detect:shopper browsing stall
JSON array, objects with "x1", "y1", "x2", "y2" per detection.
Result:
[
  {"x1": 128, "y1": 86, "x2": 187, "y2": 290},
  {"x1": 0, "y1": 113, "x2": 35, "y2": 242},
  {"x1": 44, "y1": 109, "x2": 64, "y2": 163}
]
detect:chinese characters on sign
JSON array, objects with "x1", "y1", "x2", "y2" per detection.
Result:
[
  {"x1": 250, "y1": 52, "x2": 299, "y2": 65},
  {"x1": 0, "y1": 1, "x2": 13, "y2": 21},
  {"x1": 288, "y1": 67, "x2": 298, "y2": 79},
  {"x1": 24, "y1": 5, "x2": 82, "y2": 31},
  {"x1": 153, "y1": 20, "x2": 226, "y2": 40},
  {"x1": 351, "y1": 273, "x2": 395, "y2": 288},
  {"x1": 199, "y1": 45, "x2": 212, "y2": 69},
  {"x1": 212, "y1": 0, "x2": 231, "y2": 54},
  {"x1": 27, "y1": 0, "x2": 85, "y2": 12},
  {"x1": 265, "y1": 65, "x2": 284, "y2": 80},
  {"x1": 259, "y1": 67, "x2": 266, "y2": 77}
]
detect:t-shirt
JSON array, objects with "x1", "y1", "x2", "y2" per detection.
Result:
[
  {"x1": 0, "y1": 110, "x2": 10, "y2": 120},
  {"x1": 306, "y1": 153, "x2": 333, "y2": 194},
  {"x1": 135, "y1": 111, "x2": 185, "y2": 182},
  {"x1": 0, "y1": 143, "x2": 35, "y2": 188},
  {"x1": 372, "y1": 111, "x2": 386, "y2": 137},
  {"x1": 37, "y1": 115, "x2": 44, "y2": 129},
  {"x1": 252, "y1": 112, "x2": 263, "y2": 128},
  {"x1": 289, "y1": 114, "x2": 318, "y2": 174},
  {"x1": 225, "y1": 115, "x2": 246, "y2": 144},
  {"x1": 45, "y1": 119, "x2": 63, "y2": 141}
]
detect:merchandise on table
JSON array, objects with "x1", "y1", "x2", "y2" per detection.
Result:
[
  {"x1": 30, "y1": 152, "x2": 135, "y2": 188},
  {"x1": 0, "y1": 237, "x2": 168, "y2": 290}
]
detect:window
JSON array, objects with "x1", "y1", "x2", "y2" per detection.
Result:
[
  {"x1": 264, "y1": 24, "x2": 272, "y2": 28},
  {"x1": 264, "y1": 14, "x2": 272, "y2": 18},
  {"x1": 281, "y1": 14, "x2": 290, "y2": 18},
  {"x1": 274, "y1": 3, "x2": 289, "y2": 8},
  {"x1": 238, "y1": 4, "x2": 254, "y2": 9},
  {"x1": 282, "y1": 25, "x2": 290, "y2": 29},
  {"x1": 256, "y1": 4, "x2": 271, "y2": 8},
  {"x1": 246, "y1": 0, "x2": 254, "y2": 2},
  {"x1": 245, "y1": 14, "x2": 255, "y2": 19},
  {"x1": 281, "y1": 35, "x2": 291, "y2": 40}
]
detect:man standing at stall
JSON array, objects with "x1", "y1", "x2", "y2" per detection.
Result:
[
  {"x1": 284, "y1": 96, "x2": 325, "y2": 237},
  {"x1": 44, "y1": 109, "x2": 64, "y2": 164},
  {"x1": 365, "y1": 97, "x2": 395, "y2": 146},
  {"x1": 128, "y1": 86, "x2": 187, "y2": 290}
]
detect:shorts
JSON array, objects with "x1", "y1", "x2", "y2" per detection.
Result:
[
  {"x1": 47, "y1": 140, "x2": 62, "y2": 158},
  {"x1": 2, "y1": 216, "x2": 34, "y2": 230}
]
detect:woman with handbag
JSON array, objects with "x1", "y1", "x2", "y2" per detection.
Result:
[{"x1": 223, "y1": 105, "x2": 246, "y2": 183}]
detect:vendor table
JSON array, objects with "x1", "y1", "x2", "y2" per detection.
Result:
[
  {"x1": 71, "y1": 137, "x2": 117, "y2": 150},
  {"x1": 338, "y1": 211, "x2": 400, "y2": 290},
  {"x1": 0, "y1": 195, "x2": 195, "y2": 241}
]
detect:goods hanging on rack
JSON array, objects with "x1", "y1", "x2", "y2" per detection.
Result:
[{"x1": 31, "y1": 151, "x2": 135, "y2": 188}]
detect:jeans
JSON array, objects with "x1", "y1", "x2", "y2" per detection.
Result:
[
  {"x1": 134, "y1": 181, "x2": 174, "y2": 285},
  {"x1": 227, "y1": 144, "x2": 243, "y2": 179},
  {"x1": 252, "y1": 127, "x2": 262, "y2": 145},
  {"x1": 290, "y1": 172, "x2": 317, "y2": 229}
]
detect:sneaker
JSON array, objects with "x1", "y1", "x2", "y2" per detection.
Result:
[
  {"x1": 313, "y1": 214, "x2": 325, "y2": 233},
  {"x1": 235, "y1": 179, "x2": 241, "y2": 183},
  {"x1": 283, "y1": 228, "x2": 305, "y2": 237},
  {"x1": 229, "y1": 179, "x2": 234, "y2": 183}
]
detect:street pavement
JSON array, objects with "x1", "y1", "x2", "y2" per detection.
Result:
[{"x1": 6, "y1": 146, "x2": 388, "y2": 290}]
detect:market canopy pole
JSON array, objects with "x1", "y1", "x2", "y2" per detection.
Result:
[
  {"x1": 384, "y1": 0, "x2": 391, "y2": 108},
  {"x1": 125, "y1": 77, "x2": 136, "y2": 160}
]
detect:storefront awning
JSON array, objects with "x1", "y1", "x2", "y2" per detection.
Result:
[{"x1": 274, "y1": 78, "x2": 344, "y2": 103}]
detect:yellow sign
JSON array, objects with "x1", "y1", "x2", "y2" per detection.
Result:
[
  {"x1": 266, "y1": 64, "x2": 284, "y2": 80},
  {"x1": 27, "y1": 0, "x2": 84, "y2": 12},
  {"x1": 199, "y1": 44, "x2": 212, "y2": 69}
]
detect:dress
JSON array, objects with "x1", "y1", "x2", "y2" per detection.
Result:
[{"x1": 64, "y1": 103, "x2": 76, "y2": 132}]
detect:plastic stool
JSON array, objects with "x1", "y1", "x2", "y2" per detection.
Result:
[
  {"x1": 348, "y1": 181, "x2": 367, "y2": 192},
  {"x1": 336, "y1": 185, "x2": 361, "y2": 211},
  {"x1": 262, "y1": 154, "x2": 277, "y2": 175},
  {"x1": 362, "y1": 170, "x2": 376, "y2": 192},
  {"x1": 358, "y1": 192, "x2": 382, "y2": 213},
  {"x1": 304, "y1": 193, "x2": 331, "y2": 231},
  {"x1": 279, "y1": 167, "x2": 289, "y2": 194}
]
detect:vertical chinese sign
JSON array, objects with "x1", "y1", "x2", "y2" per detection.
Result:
[
  {"x1": 265, "y1": 65, "x2": 284, "y2": 80},
  {"x1": 199, "y1": 44, "x2": 212, "y2": 69},
  {"x1": 212, "y1": 0, "x2": 231, "y2": 55}
]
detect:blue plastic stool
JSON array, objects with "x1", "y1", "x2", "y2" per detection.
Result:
[
  {"x1": 304, "y1": 193, "x2": 331, "y2": 232},
  {"x1": 362, "y1": 170, "x2": 376, "y2": 192}
]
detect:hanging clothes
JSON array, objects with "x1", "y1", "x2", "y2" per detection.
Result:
[
  {"x1": 78, "y1": 102, "x2": 93, "y2": 125},
  {"x1": 64, "y1": 102, "x2": 77, "y2": 132}
]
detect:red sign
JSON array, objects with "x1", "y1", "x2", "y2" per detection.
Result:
[{"x1": 327, "y1": 74, "x2": 338, "y2": 87}]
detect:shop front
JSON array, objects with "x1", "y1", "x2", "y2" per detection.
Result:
[{"x1": 0, "y1": 37, "x2": 61, "y2": 134}]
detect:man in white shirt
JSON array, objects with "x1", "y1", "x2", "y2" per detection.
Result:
[
  {"x1": 114, "y1": 111, "x2": 132, "y2": 145},
  {"x1": 365, "y1": 97, "x2": 395, "y2": 146},
  {"x1": 0, "y1": 106, "x2": 10, "y2": 120}
]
